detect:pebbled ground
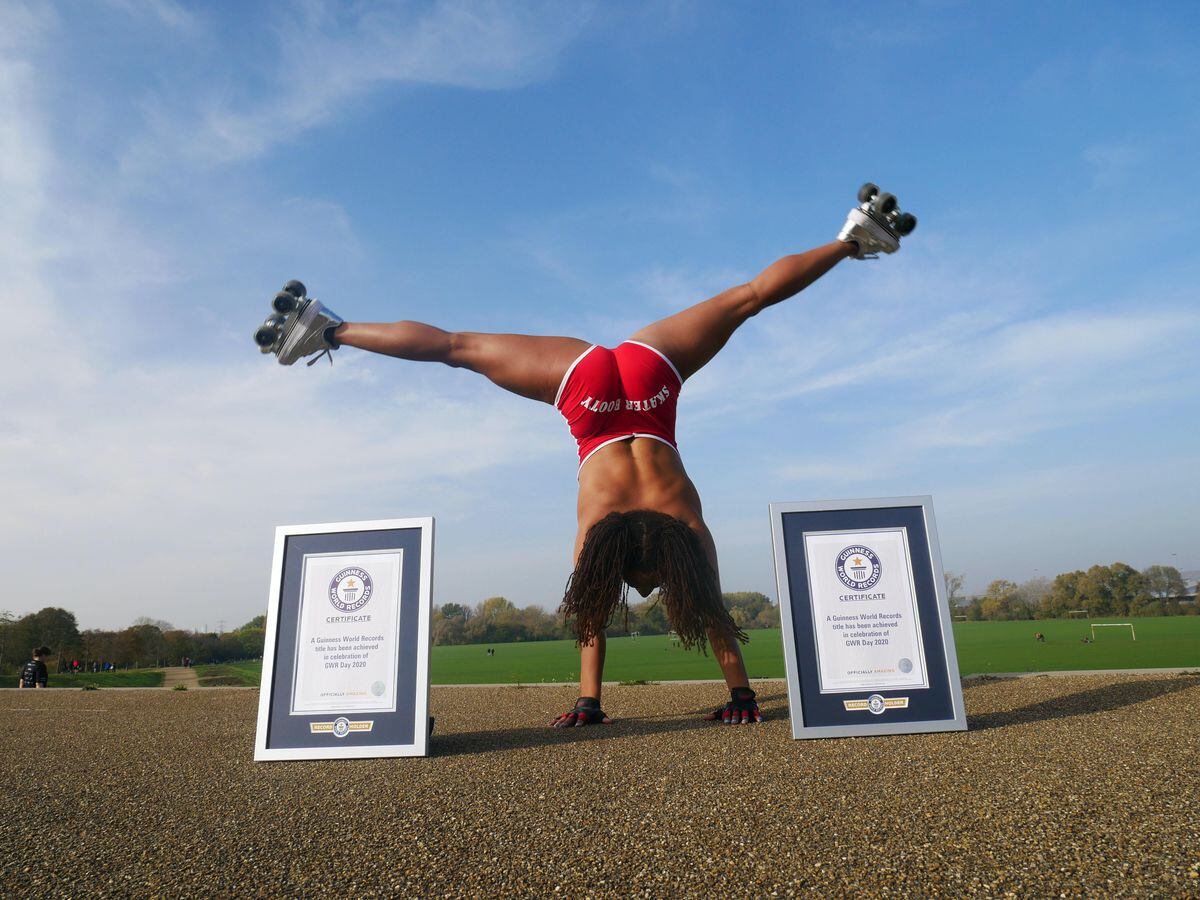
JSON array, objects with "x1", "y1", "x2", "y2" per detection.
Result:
[{"x1": 2, "y1": 675, "x2": 1198, "y2": 897}]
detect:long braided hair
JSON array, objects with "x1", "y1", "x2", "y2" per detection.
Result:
[{"x1": 559, "y1": 510, "x2": 748, "y2": 651}]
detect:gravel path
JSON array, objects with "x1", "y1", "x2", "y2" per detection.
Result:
[
  {"x1": 2, "y1": 674, "x2": 1198, "y2": 897},
  {"x1": 160, "y1": 667, "x2": 199, "y2": 690}
]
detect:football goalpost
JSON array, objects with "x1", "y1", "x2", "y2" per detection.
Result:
[
  {"x1": 953, "y1": 615, "x2": 967, "y2": 621},
  {"x1": 1090, "y1": 623, "x2": 1136, "y2": 642},
  {"x1": 1066, "y1": 609, "x2": 1090, "y2": 619}
]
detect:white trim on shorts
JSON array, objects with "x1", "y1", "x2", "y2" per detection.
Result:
[
  {"x1": 578, "y1": 432, "x2": 679, "y2": 476},
  {"x1": 554, "y1": 344, "x2": 598, "y2": 408},
  {"x1": 622, "y1": 340, "x2": 684, "y2": 386}
]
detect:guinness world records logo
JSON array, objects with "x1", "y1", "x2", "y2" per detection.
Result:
[
  {"x1": 329, "y1": 567, "x2": 373, "y2": 612},
  {"x1": 836, "y1": 546, "x2": 882, "y2": 591}
]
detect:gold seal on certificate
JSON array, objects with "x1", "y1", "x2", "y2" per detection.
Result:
[
  {"x1": 802, "y1": 528, "x2": 929, "y2": 694},
  {"x1": 290, "y1": 549, "x2": 403, "y2": 714}
]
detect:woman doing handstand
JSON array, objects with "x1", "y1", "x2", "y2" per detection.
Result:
[{"x1": 255, "y1": 186, "x2": 912, "y2": 727}]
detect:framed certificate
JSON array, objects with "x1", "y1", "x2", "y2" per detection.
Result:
[
  {"x1": 254, "y1": 518, "x2": 434, "y2": 760},
  {"x1": 769, "y1": 497, "x2": 966, "y2": 739}
]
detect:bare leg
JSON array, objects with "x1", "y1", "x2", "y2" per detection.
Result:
[
  {"x1": 630, "y1": 241, "x2": 855, "y2": 381},
  {"x1": 333, "y1": 321, "x2": 590, "y2": 405}
]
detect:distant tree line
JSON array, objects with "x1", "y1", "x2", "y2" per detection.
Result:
[
  {"x1": 13, "y1": 561, "x2": 1186, "y2": 666},
  {"x1": 432, "y1": 591, "x2": 780, "y2": 646},
  {"x1": 0, "y1": 607, "x2": 266, "y2": 674},
  {"x1": 946, "y1": 563, "x2": 1195, "y2": 621},
  {"x1": 2, "y1": 594, "x2": 781, "y2": 667}
]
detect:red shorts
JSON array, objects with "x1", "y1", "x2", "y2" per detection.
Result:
[{"x1": 555, "y1": 341, "x2": 683, "y2": 471}]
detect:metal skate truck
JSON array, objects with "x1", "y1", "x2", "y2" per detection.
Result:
[
  {"x1": 253, "y1": 280, "x2": 344, "y2": 366},
  {"x1": 838, "y1": 182, "x2": 917, "y2": 258}
]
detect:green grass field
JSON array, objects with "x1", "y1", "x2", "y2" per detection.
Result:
[
  {"x1": 179, "y1": 617, "x2": 1199, "y2": 687},
  {"x1": 39, "y1": 670, "x2": 165, "y2": 689},
  {"x1": 434, "y1": 618, "x2": 1200, "y2": 683},
  {"x1": 434, "y1": 630, "x2": 785, "y2": 684},
  {"x1": 949, "y1": 616, "x2": 1200, "y2": 674}
]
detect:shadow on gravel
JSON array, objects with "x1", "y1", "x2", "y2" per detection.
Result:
[
  {"x1": 967, "y1": 676, "x2": 1200, "y2": 731},
  {"x1": 431, "y1": 690, "x2": 792, "y2": 758},
  {"x1": 677, "y1": 689, "x2": 790, "y2": 714}
]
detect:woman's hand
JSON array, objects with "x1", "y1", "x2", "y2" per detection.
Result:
[
  {"x1": 549, "y1": 696, "x2": 613, "y2": 728},
  {"x1": 705, "y1": 686, "x2": 764, "y2": 724}
]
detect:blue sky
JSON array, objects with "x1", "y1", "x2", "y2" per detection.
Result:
[{"x1": 2, "y1": 1, "x2": 1198, "y2": 630}]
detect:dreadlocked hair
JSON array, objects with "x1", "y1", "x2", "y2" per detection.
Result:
[
  {"x1": 559, "y1": 510, "x2": 748, "y2": 652},
  {"x1": 648, "y1": 515, "x2": 748, "y2": 651},
  {"x1": 560, "y1": 513, "x2": 632, "y2": 648}
]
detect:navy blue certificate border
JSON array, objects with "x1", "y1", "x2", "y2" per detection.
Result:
[
  {"x1": 262, "y1": 526, "x2": 426, "y2": 753},
  {"x1": 770, "y1": 498, "x2": 967, "y2": 739}
]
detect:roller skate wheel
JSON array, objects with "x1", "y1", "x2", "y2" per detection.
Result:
[
  {"x1": 272, "y1": 291, "x2": 299, "y2": 314},
  {"x1": 874, "y1": 192, "x2": 898, "y2": 216},
  {"x1": 895, "y1": 212, "x2": 917, "y2": 236},
  {"x1": 857, "y1": 183, "x2": 879, "y2": 204},
  {"x1": 254, "y1": 324, "x2": 280, "y2": 349},
  {"x1": 282, "y1": 280, "x2": 307, "y2": 299}
]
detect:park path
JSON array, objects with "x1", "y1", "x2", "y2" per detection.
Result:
[{"x1": 161, "y1": 667, "x2": 200, "y2": 689}]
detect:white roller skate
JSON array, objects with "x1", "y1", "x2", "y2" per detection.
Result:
[
  {"x1": 252, "y1": 280, "x2": 344, "y2": 366},
  {"x1": 837, "y1": 183, "x2": 918, "y2": 259}
]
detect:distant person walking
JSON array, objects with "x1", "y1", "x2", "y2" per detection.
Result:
[{"x1": 18, "y1": 647, "x2": 51, "y2": 689}]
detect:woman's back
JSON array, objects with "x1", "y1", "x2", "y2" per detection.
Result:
[{"x1": 576, "y1": 437, "x2": 703, "y2": 537}]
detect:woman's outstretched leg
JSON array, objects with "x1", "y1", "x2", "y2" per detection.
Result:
[
  {"x1": 629, "y1": 240, "x2": 855, "y2": 381},
  {"x1": 334, "y1": 321, "x2": 590, "y2": 405}
]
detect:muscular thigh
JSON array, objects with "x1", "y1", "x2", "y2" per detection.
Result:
[
  {"x1": 628, "y1": 284, "x2": 757, "y2": 382},
  {"x1": 452, "y1": 333, "x2": 592, "y2": 404}
]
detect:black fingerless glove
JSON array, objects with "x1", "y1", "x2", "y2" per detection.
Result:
[
  {"x1": 571, "y1": 696, "x2": 608, "y2": 724},
  {"x1": 711, "y1": 686, "x2": 763, "y2": 724},
  {"x1": 551, "y1": 696, "x2": 610, "y2": 728}
]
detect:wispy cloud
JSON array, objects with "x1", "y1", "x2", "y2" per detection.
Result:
[
  {"x1": 4, "y1": 1, "x2": 1197, "y2": 628},
  {"x1": 631, "y1": 263, "x2": 745, "y2": 312},
  {"x1": 0, "y1": 1, "x2": 592, "y2": 628},
  {"x1": 764, "y1": 304, "x2": 1199, "y2": 486},
  {"x1": 123, "y1": 0, "x2": 593, "y2": 170},
  {"x1": 980, "y1": 308, "x2": 1186, "y2": 374},
  {"x1": 0, "y1": 2, "x2": 56, "y2": 50},
  {"x1": 1082, "y1": 139, "x2": 1144, "y2": 187},
  {"x1": 678, "y1": 249, "x2": 1026, "y2": 418},
  {"x1": 103, "y1": 0, "x2": 197, "y2": 30}
]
